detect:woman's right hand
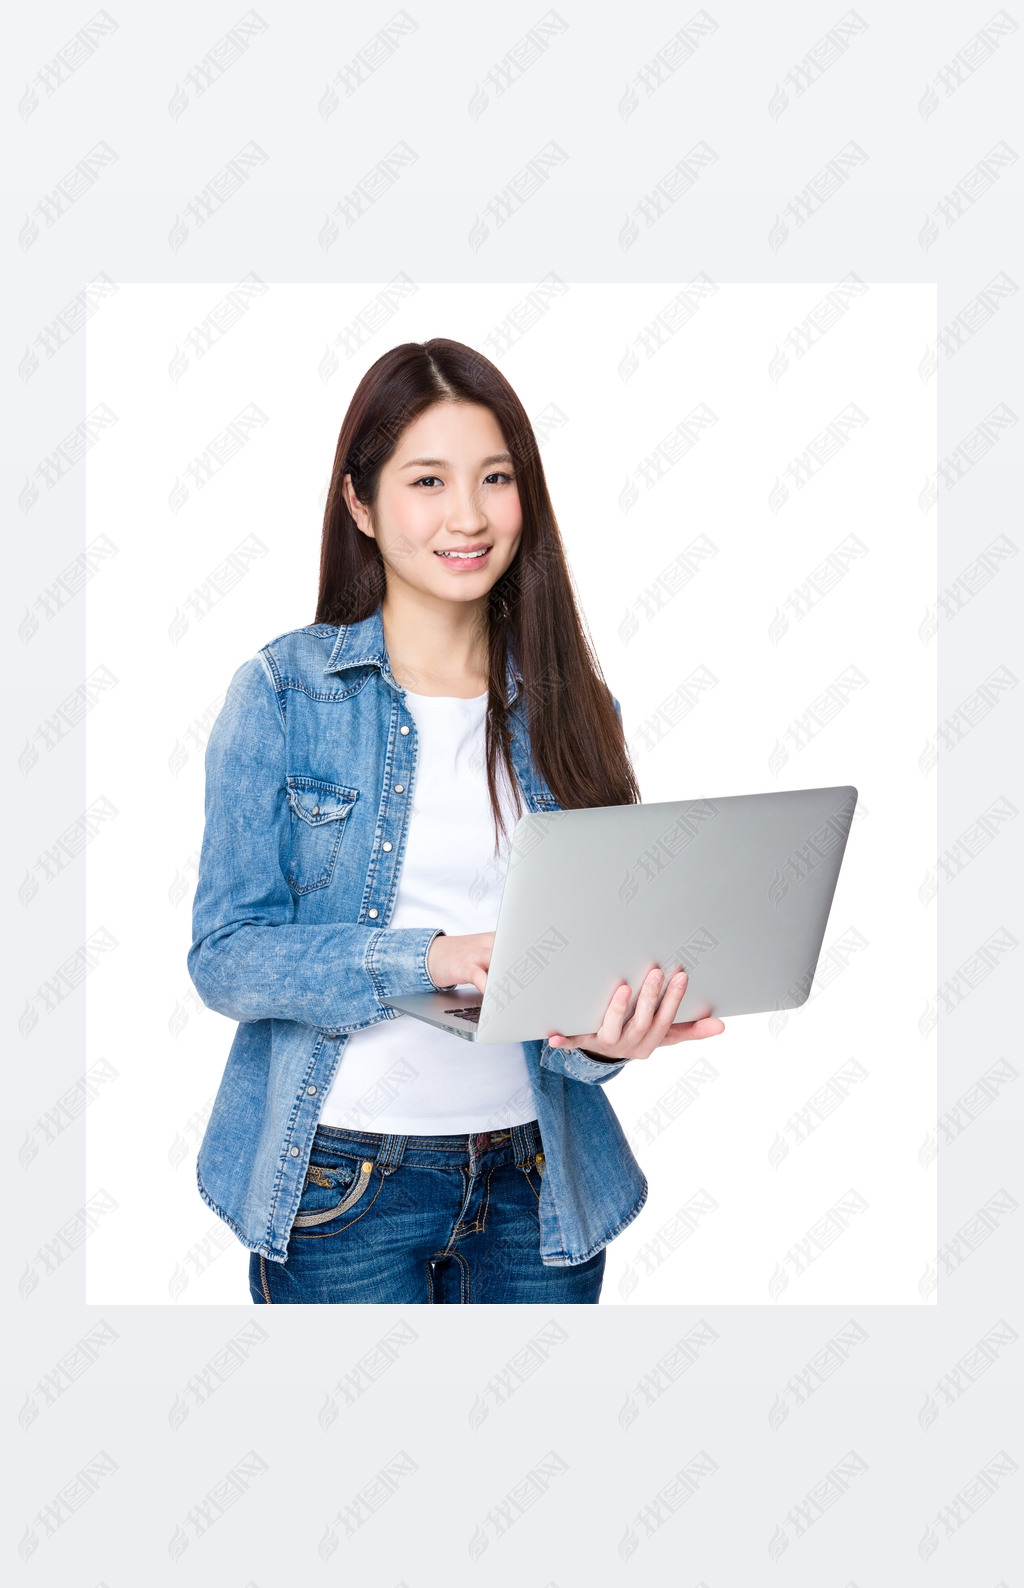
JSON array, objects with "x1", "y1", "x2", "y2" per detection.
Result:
[{"x1": 427, "y1": 931, "x2": 494, "y2": 996}]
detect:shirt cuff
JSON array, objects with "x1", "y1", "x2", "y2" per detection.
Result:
[
  {"x1": 365, "y1": 926, "x2": 449, "y2": 1001},
  {"x1": 540, "y1": 1040, "x2": 630, "y2": 1083},
  {"x1": 579, "y1": 1047, "x2": 627, "y2": 1064}
]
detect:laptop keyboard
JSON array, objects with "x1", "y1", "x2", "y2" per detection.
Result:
[{"x1": 444, "y1": 1005, "x2": 482, "y2": 1024}]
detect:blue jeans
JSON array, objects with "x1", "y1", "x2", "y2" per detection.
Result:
[{"x1": 249, "y1": 1120, "x2": 606, "y2": 1304}]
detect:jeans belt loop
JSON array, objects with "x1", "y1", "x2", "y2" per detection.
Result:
[
  {"x1": 511, "y1": 1121, "x2": 539, "y2": 1169},
  {"x1": 375, "y1": 1133, "x2": 407, "y2": 1173}
]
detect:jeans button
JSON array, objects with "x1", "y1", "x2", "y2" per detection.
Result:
[
  {"x1": 306, "y1": 1085, "x2": 317, "y2": 1096},
  {"x1": 289, "y1": 1145, "x2": 300, "y2": 1157}
]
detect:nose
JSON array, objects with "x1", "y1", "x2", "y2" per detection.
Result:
[{"x1": 444, "y1": 480, "x2": 488, "y2": 533}]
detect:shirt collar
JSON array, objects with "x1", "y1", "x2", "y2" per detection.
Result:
[{"x1": 323, "y1": 603, "x2": 521, "y2": 706}]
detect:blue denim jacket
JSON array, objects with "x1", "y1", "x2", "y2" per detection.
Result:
[{"x1": 188, "y1": 604, "x2": 648, "y2": 1266}]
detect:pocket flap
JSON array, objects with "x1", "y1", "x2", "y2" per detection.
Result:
[{"x1": 286, "y1": 777, "x2": 359, "y2": 825}]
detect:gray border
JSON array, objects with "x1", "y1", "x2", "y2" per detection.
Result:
[{"x1": 11, "y1": 6, "x2": 1021, "y2": 1579}]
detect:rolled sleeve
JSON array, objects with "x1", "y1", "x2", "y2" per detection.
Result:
[
  {"x1": 539, "y1": 1040, "x2": 630, "y2": 1085},
  {"x1": 367, "y1": 925, "x2": 448, "y2": 999}
]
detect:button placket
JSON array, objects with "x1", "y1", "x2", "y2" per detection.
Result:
[{"x1": 369, "y1": 710, "x2": 414, "y2": 926}]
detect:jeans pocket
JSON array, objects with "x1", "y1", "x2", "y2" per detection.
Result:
[
  {"x1": 285, "y1": 776, "x2": 359, "y2": 894},
  {"x1": 292, "y1": 1155, "x2": 374, "y2": 1229}
]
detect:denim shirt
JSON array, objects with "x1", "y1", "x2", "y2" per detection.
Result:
[{"x1": 188, "y1": 605, "x2": 648, "y2": 1266}]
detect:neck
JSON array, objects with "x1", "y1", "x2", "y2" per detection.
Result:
[{"x1": 380, "y1": 583, "x2": 490, "y2": 697}]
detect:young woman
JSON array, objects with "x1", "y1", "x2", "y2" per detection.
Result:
[{"x1": 188, "y1": 337, "x2": 725, "y2": 1305}]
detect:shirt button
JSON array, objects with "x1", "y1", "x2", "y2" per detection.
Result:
[
  {"x1": 400, "y1": 725, "x2": 410, "y2": 735},
  {"x1": 306, "y1": 1085, "x2": 317, "y2": 1096},
  {"x1": 289, "y1": 1145, "x2": 300, "y2": 1158},
  {"x1": 368, "y1": 907, "x2": 379, "y2": 919},
  {"x1": 382, "y1": 841, "x2": 393, "y2": 852},
  {"x1": 311, "y1": 805, "x2": 320, "y2": 815},
  {"x1": 393, "y1": 784, "x2": 404, "y2": 793}
]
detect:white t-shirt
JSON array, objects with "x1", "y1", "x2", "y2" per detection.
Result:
[{"x1": 318, "y1": 688, "x2": 537, "y2": 1134}]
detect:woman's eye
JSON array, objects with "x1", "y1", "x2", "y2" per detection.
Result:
[{"x1": 412, "y1": 472, "x2": 513, "y2": 488}]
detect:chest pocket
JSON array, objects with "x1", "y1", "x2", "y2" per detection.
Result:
[{"x1": 284, "y1": 776, "x2": 359, "y2": 894}]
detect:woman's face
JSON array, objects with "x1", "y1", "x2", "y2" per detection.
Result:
[{"x1": 345, "y1": 401, "x2": 523, "y2": 604}]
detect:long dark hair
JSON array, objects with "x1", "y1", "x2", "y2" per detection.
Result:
[{"x1": 314, "y1": 338, "x2": 640, "y2": 849}]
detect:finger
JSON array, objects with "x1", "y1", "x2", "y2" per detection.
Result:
[
  {"x1": 551, "y1": 978, "x2": 633, "y2": 1051},
  {"x1": 626, "y1": 971, "x2": 687, "y2": 1059},
  {"x1": 623, "y1": 967, "x2": 666, "y2": 1041},
  {"x1": 595, "y1": 982, "x2": 631, "y2": 1046},
  {"x1": 645, "y1": 970, "x2": 689, "y2": 1046},
  {"x1": 659, "y1": 1015, "x2": 726, "y2": 1043}
]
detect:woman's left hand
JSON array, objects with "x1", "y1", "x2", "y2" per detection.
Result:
[{"x1": 547, "y1": 966, "x2": 725, "y2": 1061}]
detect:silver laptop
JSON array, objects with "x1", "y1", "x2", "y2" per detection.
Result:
[{"x1": 380, "y1": 784, "x2": 858, "y2": 1044}]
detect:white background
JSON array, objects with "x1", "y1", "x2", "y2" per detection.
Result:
[{"x1": 84, "y1": 280, "x2": 936, "y2": 1304}]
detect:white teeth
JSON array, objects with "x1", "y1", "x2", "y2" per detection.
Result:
[{"x1": 438, "y1": 549, "x2": 488, "y2": 559}]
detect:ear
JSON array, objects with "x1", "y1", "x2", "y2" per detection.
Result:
[{"x1": 342, "y1": 473, "x2": 374, "y2": 538}]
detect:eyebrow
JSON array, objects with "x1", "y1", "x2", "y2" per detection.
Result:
[{"x1": 398, "y1": 453, "x2": 513, "y2": 469}]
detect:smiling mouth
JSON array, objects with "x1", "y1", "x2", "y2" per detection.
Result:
[{"x1": 434, "y1": 547, "x2": 491, "y2": 560}]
